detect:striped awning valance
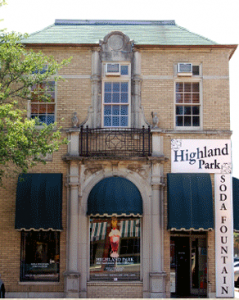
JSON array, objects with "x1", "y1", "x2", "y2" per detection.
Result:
[{"x1": 90, "y1": 219, "x2": 140, "y2": 242}]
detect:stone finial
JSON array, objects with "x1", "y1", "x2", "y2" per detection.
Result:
[
  {"x1": 152, "y1": 112, "x2": 159, "y2": 128},
  {"x1": 71, "y1": 112, "x2": 79, "y2": 128}
]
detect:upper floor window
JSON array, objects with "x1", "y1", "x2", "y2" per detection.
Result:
[
  {"x1": 175, "y1": 64, "x2": 201, "y2": 129},
  {"x1": 30, "y1": 81, "x2": 55, "y2": 125},
  {"x1": 102, "y1": 63, "x2": 130, "y2": 128},
  {"x1": 175, "y1": 82, "x2": 200, "y2": 128}
]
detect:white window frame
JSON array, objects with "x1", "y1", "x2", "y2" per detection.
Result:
[
  {"x1": 102, "y1": 62, "x2": 131, "y2": 128},
  {"x1": 28, "y1": 80, "x2": 57, "y2": 128},
  {"x1": 174, "y1": 64, "x2": 202, "y2": 130}
]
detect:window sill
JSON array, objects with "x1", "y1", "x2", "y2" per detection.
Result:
[
  {"x1": 162, "y1": 129, "x2": 232, "y2": 135},
  {"x1": 18, "y1": 281, "x2": 60, "y2": 285}
]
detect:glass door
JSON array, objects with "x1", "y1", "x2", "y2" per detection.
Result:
[
  {"x1": 170, "y1": 234, "x2": 207, "y2": 298},
  {"x1": 191, "y1": 237, "x2": 207, "y2": 296}
]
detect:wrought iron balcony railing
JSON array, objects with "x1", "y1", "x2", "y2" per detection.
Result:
[{"x1": 80, "y1": 126, "x2": 151, "y2": 158}]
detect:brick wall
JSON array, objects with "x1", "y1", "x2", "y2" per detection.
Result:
[{"x1": 87, "y1": 282, "x2": 143, "y2": 298}]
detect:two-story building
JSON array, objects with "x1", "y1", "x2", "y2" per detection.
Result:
[{"x1": 0, "y1": 20, "x2": 237, "y2": 298}]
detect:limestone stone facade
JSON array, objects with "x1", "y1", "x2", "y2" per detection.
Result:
[{"x1": 0, "y1": 22, "x2": 236, "y2": 298}]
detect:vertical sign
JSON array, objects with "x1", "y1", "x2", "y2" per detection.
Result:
[{"x1": 215, "y1": 174, "x2": 234, "y2": 298}]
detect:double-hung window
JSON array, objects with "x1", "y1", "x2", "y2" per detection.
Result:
[
  {"x1": 30, "y1": 81, "x2": 55, "y2": 125},
  {"x1": 175, "y1": 65, "x2": 201, "y2": 129},
  {"x1": 102, "y1": 63, "x2": 130, "y2": 127}
]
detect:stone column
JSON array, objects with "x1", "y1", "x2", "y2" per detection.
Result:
[
  {"x1": 149, "y1": 162, "x2": 166, "y2": 297},
  {"x1": 64, "y1": 130, "x2": 81, "y2": 298}
]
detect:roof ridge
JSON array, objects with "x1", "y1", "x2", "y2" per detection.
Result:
[
  {"x1": 54, "y1": 19, "x2": 176, "y2": 26},
  {"x1": 175, "y1": 23, "x2": 217, "y2": 45}
]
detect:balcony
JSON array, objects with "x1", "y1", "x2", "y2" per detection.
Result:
[{"x1": 79, "y1": 126, "x2": 151, "y2": 158}]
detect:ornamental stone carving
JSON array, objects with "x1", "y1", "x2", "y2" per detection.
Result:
[{"x1": 100, "y1": 31, "x2": 134, "y2": 62}]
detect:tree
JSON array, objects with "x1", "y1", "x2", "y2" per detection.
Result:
[{"x1": 0, "y1": 24, "x2": 71, "y2": 184}]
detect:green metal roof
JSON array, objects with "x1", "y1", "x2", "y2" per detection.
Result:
[{"x1": 22, "y1": 20, "x2": 218, "y2": 46}]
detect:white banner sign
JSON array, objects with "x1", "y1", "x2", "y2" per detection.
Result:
[
  {"x1": 171, "y1": 139, "x2": 231, "y2": 173},
  {"x1": 215, "y1": 174, "x2": 234, "y2": 298}
]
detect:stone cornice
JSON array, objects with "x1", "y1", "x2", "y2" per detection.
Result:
[
  {"x1": 160, "y1": 129, "x2": 232, "y2": 136},
  {"x1": 62, "y1": 155, "x2": 168, "y2": 163}
]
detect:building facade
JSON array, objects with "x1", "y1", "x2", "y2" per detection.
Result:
[{"x1": 0, "y1": 20, "x2": 237, "y2": 298}]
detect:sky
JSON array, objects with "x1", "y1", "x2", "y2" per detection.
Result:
[{"x1": 1, "y1": 0, "x2": 239, "y2": 177}]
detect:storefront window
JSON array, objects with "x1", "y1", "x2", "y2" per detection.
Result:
[
  {"x1": 90, "y1": 217, "x2": 140, "y2": 281},
  {"x1": 20, "y1": 231, "x2": 60, "y2": 282}
]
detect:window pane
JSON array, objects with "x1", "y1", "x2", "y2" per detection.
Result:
[
  {"x1": 20, "y1": 231, "x2": 60, "y2": 282},
  {"x1": 121, "y1": 93, "x2": 128, "y2": 103},
  {"x1": 184, "y1": 106, "x2": 191, "y2": 115},
  {"x1": 105, "y1": 82, "x2": 112, "y2": 92},
  {"x1": 192, "y1": 66, "x2": 200, "y2": 76},
  {"x1": 38, "y1": 115, "x2": 46, "y2": 123},
  {"x1": 192, "y1": 82, "x2": 199, "y2": 92},
  {"x1": 192, "y1": 94, "x2": 199, "y2": 103},
  {"x1": 31, "y1": 104, "x2": 38, "y2": 114},
  {"x1": 176, "y1": 82, "x2": 183, "y2": 93},
  {"x1": 193, "y1": 106, "x2": 200, "y2": 115},
  {"x1": 46, "y1": 115, "x2": 55, "y2": 125},
  {"x1": 112, "y1": 93, "x2": 120, "y2": 103},
  {"x1": 104, "y1": 116, "x2": 111, "y2": 127},
  {"x1": 90, "y1": 218, "x2": 140, "y2": 281},
  {"x1": 112, "y1": 116, "x2": 120, "y2": 126},
  {"x1": 121, "y1": 66, "x2": 128, "y2": 75},
  {"x1": 121, "y1": 116, "x2": 128, "y2": 126},
  {"x1": 184, "y1": 83, "x2": 192, "y2": 93},
  {"x1": 184, "y1": 116, "x2": 191, "y2": 126},
  {"x1": 176, "y1": 94, "x2": 183, "y2": 103},
  {"x1": 176, "y1": 116, "x2": 183, "y2": 126},
  {"x1": 104, "y1": 93, "x2": 112, "y2": 103},
  {"x1": 184, "y1": 93, "x2": 191, "y2": 103},
  {"x1": 193, "y1": 116, "x2": 200, "y2": 126},
  {"x1": 112, "y1": 105, "x2": 120, "y2": 116},
  {"x1": 176, "y1": 106, "x2": 183, "y2": 115},
  {"x1": 121, "y1": 82, "x2": 128, "y2": 92},
  {"x1": 121, "y1": 105, "x2": 128, "y2": 116},
  {"x1": 113, "y1": 83, "x2": 120, "y2": 92},
  {"x1": 104, "y1": 105, "x2": 111, "y2": 115},
  {"x1": 47, "y1": 104, "x2": 55, "y2": 114},
  {"x1": 39, "y1": 104, "x2": 47, "y2": 113}
]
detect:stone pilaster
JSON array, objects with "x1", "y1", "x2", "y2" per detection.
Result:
[
  {"x1": 149, "y1": 162, "x2": 166, "y2": 297},
  {"x1": 64, "y1": 158, "x2": 80, "y2": 297},
  {"x1": 91, "y1": 50, "x2": 101, "y2": 128}
]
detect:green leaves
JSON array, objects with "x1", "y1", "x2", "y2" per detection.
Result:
[{"x1": 0, "y1": 31, "x2": 70, "y2": 184}]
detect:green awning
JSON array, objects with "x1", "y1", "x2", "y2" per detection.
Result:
[
  {"x1": 15, "y1": 173, "x2": 63, "y2": 231},
  {"x1": 87, "y1": 177, "x2": 143, "y2": 217},
  {"x1": 167, "y1": 173, "x2": 214, "y2": 231},
  {"x1": 233, "y1": 177, "x2": 239, "y2": 231}
]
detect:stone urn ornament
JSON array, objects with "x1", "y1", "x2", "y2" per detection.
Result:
[
  {"x1": 152, "y1": 112, "x2": 159, "y2": 128},
  {"x1": 71, "y1": 112, "x2": 79, "y2": 128}
]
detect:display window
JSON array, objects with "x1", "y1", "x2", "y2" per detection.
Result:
[
  {"x1": 20, "y1": 231, "x2": 60, "y2": 282},
  {"x1": 90, "y1": 217, "x2": 140, "y2": 281}
]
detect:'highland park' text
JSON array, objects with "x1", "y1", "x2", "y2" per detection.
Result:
[{"x1": 173, "y1": 143, "x2": 229, "y2": 170}]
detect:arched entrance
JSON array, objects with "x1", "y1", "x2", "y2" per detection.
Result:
[{"x1": 87, "y1": 176, "x2": 143, "y2": 281}]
